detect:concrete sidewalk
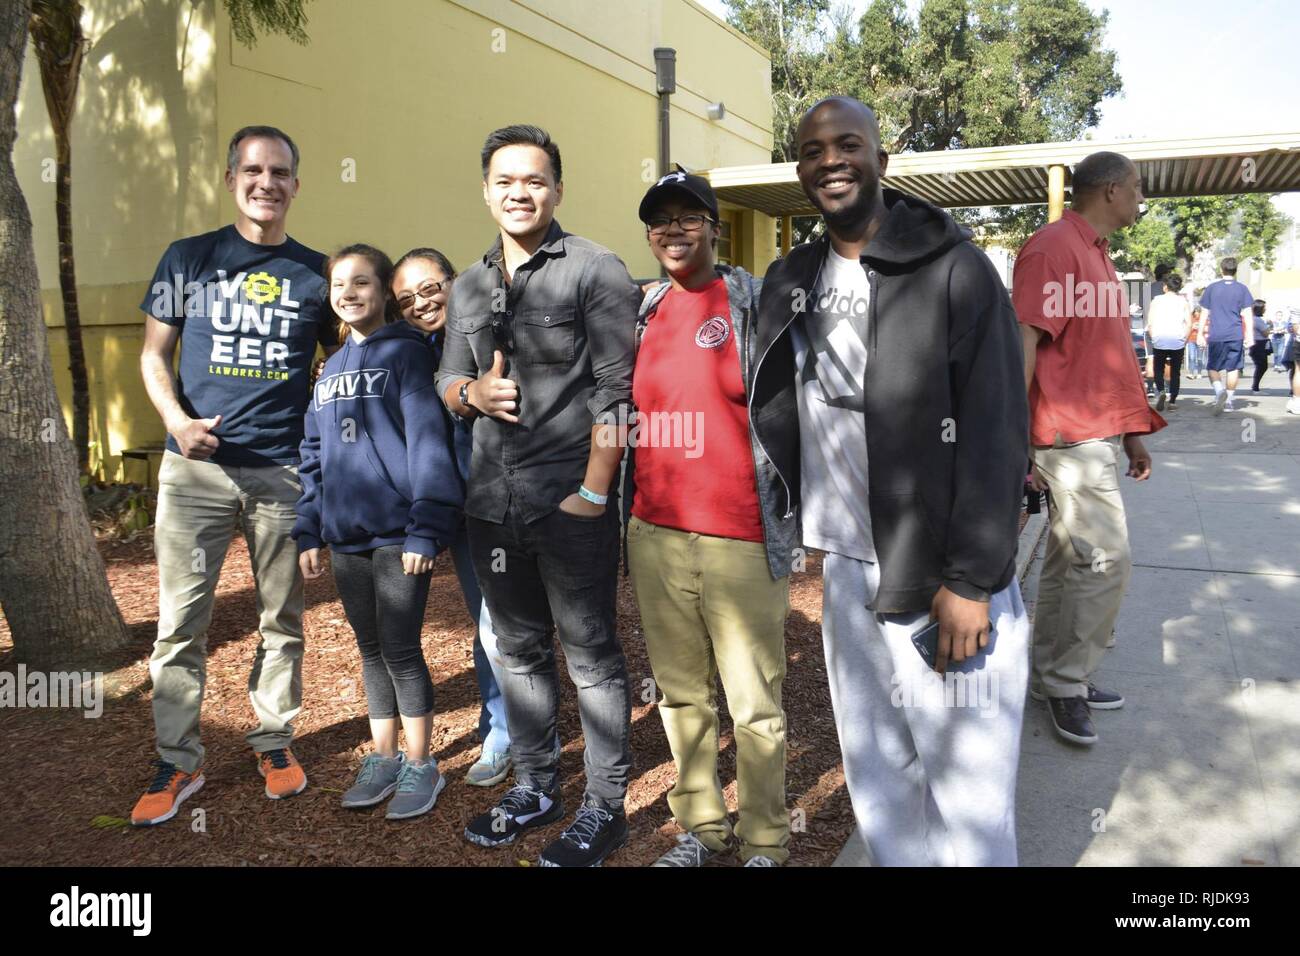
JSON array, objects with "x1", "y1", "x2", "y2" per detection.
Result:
[{"x1": 836, "y1": 371, "x2": 1300, "y2": 866}]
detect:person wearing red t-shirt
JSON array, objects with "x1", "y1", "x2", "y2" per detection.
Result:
[
  {"x1": 622, "y1": 169, "x2": 798, "y2": 868},
  {"x1": 1015, "y1": 151, "x2": 1166, "y2": 747}
]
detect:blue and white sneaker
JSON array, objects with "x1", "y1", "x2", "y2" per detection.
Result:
[
  {"x1": 341, "y1": 752, "x2": 404, "y2": 809},
  {"x1": 385, "y1": 758, "x2": 446, "y2": 820},
  {"x1": 465, "y1": 750, "x2": 512, "y2": 787}
]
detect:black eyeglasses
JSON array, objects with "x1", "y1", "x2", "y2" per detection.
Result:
[
  {"x1": 395, "y1": 279, "x2": 449, "y2": 311},
  {"x1": 646, "y1": 214, "x2": 716, "y2": 236}
]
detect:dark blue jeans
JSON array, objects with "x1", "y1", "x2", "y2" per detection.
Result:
[{"x1": 467, "y1": 502, "x2": 631, "y2": 809}]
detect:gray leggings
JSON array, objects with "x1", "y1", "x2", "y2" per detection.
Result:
[{"x1": 332, "y1": 545, "x2": 434, "y2": 719}]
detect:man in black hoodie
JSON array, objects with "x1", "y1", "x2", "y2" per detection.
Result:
[{"x1": 751, "y1": 97, "x2": 1030, "y2": 865}]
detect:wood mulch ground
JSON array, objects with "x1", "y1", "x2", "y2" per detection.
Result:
[{"x1": 0, "y1": 533, "x2": 854, "y2": 867}]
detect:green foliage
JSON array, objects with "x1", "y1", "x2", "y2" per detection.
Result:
[
  {"x1": 726, "y1": 0, "x2": 1121, "y2": 246},
  {"x1": 727, "y1": 0, "x2": 1121, "y2": 160},
  {"x1": 222, "y1": 0, "x2": 311, "y2": 49},
  {"x1": 1109, "y1": 195, "x2": 1291, "y2": 275},
  {"x1": 1110, "y1": 209, "x2": 1177, "y2": 276},
  {"x1": 723, "y1": 0, "x2": 836, "y2": 164},
  {"x1": 1232, "y1": 194, "x2": 1287, "y2": 270}
]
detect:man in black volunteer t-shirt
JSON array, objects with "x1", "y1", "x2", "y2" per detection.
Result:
[{"x1": 131, "y1": 126, "x2": 332, "y2": 827}]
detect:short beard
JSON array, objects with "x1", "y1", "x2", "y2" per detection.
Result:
[{"x1": 816, "y1": 184, "x2": 881, "y2": 237}]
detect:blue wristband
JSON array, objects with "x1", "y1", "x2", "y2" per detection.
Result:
[{"x1": 578, "y1": 485, "x2": 608, "y2": 506}]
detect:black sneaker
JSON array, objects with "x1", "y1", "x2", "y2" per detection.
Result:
[
  {"x1": 464, "y1": 785, "x2": 563, "y2": 848},
  {"x1": 1086, "y1": 683, "x2": 1125, "y2": 710},
  {"x1": 1048, "y1": 696, "x2": 1098, "y2": 745},
  {"x1": 537, "y1": 801, "x2": 629, "y2": 867}
]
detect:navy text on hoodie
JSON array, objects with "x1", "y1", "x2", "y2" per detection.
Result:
[{"x1": 293, "y1": 322, "x2": 464, "y2": 558}]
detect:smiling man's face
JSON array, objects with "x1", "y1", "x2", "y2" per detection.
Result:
[
  {"x1": 483, "y1": 144, "x2": 562, "y2": 243},
  {"x1": 225, "y1": 135, "x2": 298, "y2": 229},
  {"x1": 795, "y1": 99, "x2": 889, "y2": 231}
]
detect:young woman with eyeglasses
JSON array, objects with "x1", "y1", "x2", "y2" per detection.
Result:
[
  {"x1": 391, "y1": 248, "x2": 514, "y2": 788},
  {"x1": 294, "y1": 244, "x2": 463, "y2": 819}
]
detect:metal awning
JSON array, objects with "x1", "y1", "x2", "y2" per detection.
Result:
[{"x1": 704, "y1": 131, "x2": 1300, "y2": 217}]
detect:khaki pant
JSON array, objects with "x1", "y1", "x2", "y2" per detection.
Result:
[
  {"x1": 1032, "y1": 436, "x2": 1132, "y2": 698},
  {"x1": 151, "y1": 452, "x2": 305, "y2": 772},
  {"x1": 627, "y1": 516, "x2": 790, "y2": 863}
]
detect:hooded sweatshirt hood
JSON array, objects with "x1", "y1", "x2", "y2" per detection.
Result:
[
  {"x1": 862, "y1": 189, "x2": 972, "y2": 267},
  {"x1": 750, "y1": 185, "x2": 1027, "y2": 613}
]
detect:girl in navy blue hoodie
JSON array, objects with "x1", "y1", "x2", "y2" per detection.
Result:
[{"x1": 294, "y1": 244, "x2": 463, "y2": 820}]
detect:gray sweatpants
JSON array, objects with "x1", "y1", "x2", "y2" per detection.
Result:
[{"x1": 822, "y1": 553, "x2": 1029, "y2": 866}]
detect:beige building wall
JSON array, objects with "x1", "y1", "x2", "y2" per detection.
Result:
[{"x1": 21, "y1": 0, "x2": 773, "y2": 480}]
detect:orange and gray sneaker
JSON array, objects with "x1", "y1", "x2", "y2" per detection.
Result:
[
  {"x1": 257, "y1": 748, "x2": 307, "y2": 799},
  {"x1": 131, "y1": 759, "x2": 205, "y2": 827}
]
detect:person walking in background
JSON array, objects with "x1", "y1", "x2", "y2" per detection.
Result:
[
  {"x1": 1185, "y1": 307, "x2": 1204, "y2": 379},
  {"x1": 1149, "y1": 262, "x2": 1173, "y2": 301},
  {"x1": 1146, "y1": 272, "x2": 1192, "y2": 411},
  {"x1": 1199, "y1": 257, "x2": 1254, "y2": 415},
  {"x1": 295, "y1": 244, "x2": 463, "y2": 820},
  {"x1": 1284, "y1": 311, "x2": 1300, "y2": 415},
  {"x1": 1271, "y1": 308, "x2": 1289, "y2": 372},
  {"x1": 1249, "y1": 299, "x2": 1271, "y2": 392},
  {"x1": 392, "y1": 248, "x2": 514, "y2": 787}
]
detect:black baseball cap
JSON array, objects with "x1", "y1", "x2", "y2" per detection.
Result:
[{"x1": 638, "y1": 165, "x2": 719, "y2": 223}]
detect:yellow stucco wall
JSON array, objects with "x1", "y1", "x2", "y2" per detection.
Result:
[
  {"x1": 22, "y1": 0, "x2": 773, "y2": 480},
  {"x1": 20, "y1": 0, "x2": 221, "y2": 479}
]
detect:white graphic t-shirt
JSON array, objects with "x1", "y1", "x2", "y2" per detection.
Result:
[{"x1": 791, "y1": 247, "x2": 877, "y2": 562}]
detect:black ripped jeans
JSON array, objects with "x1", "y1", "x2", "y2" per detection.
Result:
[{"x1": 467, "y1": 500, "x2": 631, "y2": 809}]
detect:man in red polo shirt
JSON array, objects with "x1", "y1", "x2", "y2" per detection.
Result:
[{"x1": 1015, "y1": 151, "x2": 1166, "y2": 747}]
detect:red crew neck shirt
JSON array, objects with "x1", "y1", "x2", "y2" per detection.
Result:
[
  {"x1": 631, "y1": 278, "x2": 764, "y2": 542},
  {"x1": 1013, "y1": 210, "x2": 1165, "y2": 446}
]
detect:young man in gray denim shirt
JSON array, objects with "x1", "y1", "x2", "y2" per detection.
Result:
[{"x1": 436, "y1": 125, "x2": 639, "y2": 867}]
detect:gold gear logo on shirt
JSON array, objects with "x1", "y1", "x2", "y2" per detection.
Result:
[{"x1": 243, "y1": 271, "x2": 281, "y2": 305}]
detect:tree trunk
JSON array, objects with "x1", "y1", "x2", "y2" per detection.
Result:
[
  {"x1": 0, "y1": 0, "x2": 130, "y2": 667},
  {"x1": 30, "y1": 0, "x2": 89, "y2": 473},
  {"x1": 54, "y1": 135, "x2": 89, "y2": 473}
]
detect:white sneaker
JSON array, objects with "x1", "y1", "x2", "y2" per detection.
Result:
[
  {"x1": 1224, "y1": 399, "x2": 1236, "y2": 412},
  {"x1": 1213, "y1": 390, "x2": 1228, "y2": 416},
  {"x1": 1287, "y1": 397, "x2": 1300, "y2": 415}
]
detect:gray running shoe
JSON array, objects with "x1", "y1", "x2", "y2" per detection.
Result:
[
  {"x1": 386, "y1": 759, "x2": 447, "y2": 820},
  {"x1": 652, "y1": 832, "x2": 719, "y2": 867},
  {"x1": 465, "y1": 750, "x2": 512, "y2": 787},
  {"x1": 743, "y1": 855, "x2": 780, "y2": 867},
  {"x1": 1213, "y1": 390, "x2": 1228, "y2": 416},
  {"x1": 341, "y1": 753, "x2": 404, "y2": 809}
]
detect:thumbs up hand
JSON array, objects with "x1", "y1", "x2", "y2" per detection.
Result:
[
  {"x1": 173, "y1": 413, "x2": 223, "y2": 460},
  {"x1": 466, "y1": 350, "x2": 520, "y2": 424}
]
